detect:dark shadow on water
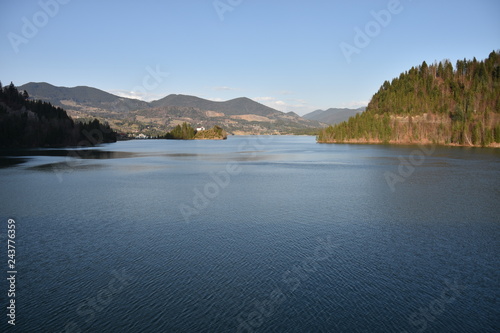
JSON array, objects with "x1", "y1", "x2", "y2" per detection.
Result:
[
  {"x1": 72, "y1": 150, "x2": 139, "y2": 160},
  {"x1": 0, "y1": 149, "x2": 139, "y2": 162},
  {"x1": 160, "y1": 153, "x2": 208, "y2": 160},
  {"x1": 0, "y1": 157, "x2": 30, "y2": 168},
  {"x1": 159, "y1": 152, "x2": 276, "y2": 162},
  {"x1": 27, "y1": 162, "x2": 108, "y2": 172}
]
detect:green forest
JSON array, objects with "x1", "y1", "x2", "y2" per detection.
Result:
[
  {"x1": 194, "y1": 125, "x2": 227, "y2": 140},
  {"x1": 160, "y1": 123, "x2": 227, "y2": 140},
  {"x1": 0, "y1": 82, "x2": 116, "y2": 148},
  {"x1": 318, "y1": 51, "x2": 500, "y2": 146},
  {"x1": 161, "y1": 122, "x2": 197, "y2": 140}
]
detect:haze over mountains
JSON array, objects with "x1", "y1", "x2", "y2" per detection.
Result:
[
  {"x1": 303, "y1": 107, "x2": 366, "y2": 125},
  {"x1": 150, "y1": 94, "x2": 282, "y2": 116},
  {"x1": 19, "y1": 82, "x2": 326, "y2": 135}
]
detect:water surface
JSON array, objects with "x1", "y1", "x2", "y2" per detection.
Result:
[{"x1": 0, "y1": 136, "x2": 498, "y2": 332}]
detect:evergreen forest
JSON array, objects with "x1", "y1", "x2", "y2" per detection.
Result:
[
  {"x1": 0, "y1": 82, "x2": 116, "y2": 148},
  {"x1": 318, "y1": 51, "x2": 500, "y2": 146}
]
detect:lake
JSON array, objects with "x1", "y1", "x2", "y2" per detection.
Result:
[{"x1": 0, "y1": 136, "x2": 499, "y2": 332}]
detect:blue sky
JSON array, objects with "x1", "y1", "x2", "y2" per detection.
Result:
[{"x1": 1, "y1": 0, "x2": 499, "y2": 115}]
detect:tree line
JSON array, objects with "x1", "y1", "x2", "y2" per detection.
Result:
[
  {"x1": 318, "y1": 51, "x2": 500, "y2": 146},
  {"x1": 0, "y1": 82, "x2": 117, "y2": 148},
  {"x1": 157, "y1": 122, "x2": 227, "y2": 140},
  {"x1": 160, "y1": 122, "x2": 197, "y2": 140}
]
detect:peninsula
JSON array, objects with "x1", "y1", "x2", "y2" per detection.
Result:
[{"x1": 318, "y1": 51, "x2": 500, "y2": 147}]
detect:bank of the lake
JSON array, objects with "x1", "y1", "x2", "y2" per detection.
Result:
[{"x1": 317, "y1": 136, "x2": 500, "y2": 148}]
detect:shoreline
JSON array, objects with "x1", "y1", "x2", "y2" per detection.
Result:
[{"x1": 317, "y1": 139, "x2": 500, "y2": 148}]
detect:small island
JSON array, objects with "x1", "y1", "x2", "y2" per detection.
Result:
[
  {"x1": 194, "y1": 125, "x2": 228, "y2": 140},
  {"x1": 159, "y1": 122, "x2": 227, "y2": 140}
]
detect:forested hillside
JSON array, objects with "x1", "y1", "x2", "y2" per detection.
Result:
[
  {"x1": 158, "y1": 122, "x2": 227, "y2": 140},
  {"x1": 318, "y1": 51, "x2": 500, "y2": 146},
  {"x1": 19, "y1": 84, "x2": 323, "y2": 136},
  {"x1": 0, "y1": 82, "x2": 116, "y2": 148},
  {"x1": 303, "y1": 107, "x2": 365, "y2": 124}
]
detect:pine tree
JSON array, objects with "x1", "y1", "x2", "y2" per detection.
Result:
[{"x1": 318, "y1": 51, "x2": 500, "y2": 146}]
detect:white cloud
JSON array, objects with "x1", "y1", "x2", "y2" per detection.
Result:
[
  {"x1": 254, "y1": 96, "x2": 288, "y2": 110},
  {"x1": 108, "y1": 90, "x2": 166, "y2": 102},
  {"x1": 340, "y1": 100, "x2": 369, "y2": 109},
  {"x1": 254, "y1": 96, "x2": 276, "y2": 102},
  {"x1": 109, "y1": 90, "x2": 144, "y2": 100},
  {"x1": 213, "y1": 86, "x2": 237, "y2": 91},
  {"x1": 253, "y1": 96, "x2": 317, "y2": 115}
]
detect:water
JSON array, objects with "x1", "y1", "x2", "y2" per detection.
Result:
[{"x1": 0, "y1": 136, "x2": 499, "y2": 332}]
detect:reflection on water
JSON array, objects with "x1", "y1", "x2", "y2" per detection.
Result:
[
  {"x1": 0, "y1": 148, "x2": 139, "y2": 161},
  {"x1": 27, "y1": 162, "x2": 109, "y2": 172},
  {"x1": 0, "y1": 142, "x2": 287, "y2": 168},
  {"x1": 0, "y1": 136, "x2": 499, "y2": 333},
  {"x1": 0, "y1": 157, "x2": 28, "y2": 168}
]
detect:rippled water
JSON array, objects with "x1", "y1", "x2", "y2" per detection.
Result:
[{"x1": 0, "y1": 136, "x2": 499, "y2": 332}]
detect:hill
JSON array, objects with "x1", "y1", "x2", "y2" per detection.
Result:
[
  {"x1": 318, "y1": 51, "x2": 500, "y2": 147},
  {"x1": 19, "y1": 82, "x2": 149, "y2": 115},
  {"x1": 303, "y1": 107, "x2": 365, "y2": 124},
  {"x1": 151, "y1": 94, "x2": 281, "y2": 117},
  {"x1": 18, "y1": 83, "x2": 322, "y2": 135},
  {"x1": 0, "y1": 82, "x2": 116, "y2": 148}
]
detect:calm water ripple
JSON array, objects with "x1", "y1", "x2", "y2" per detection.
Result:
[{"x1": 0, "y1": 136, "x2": 498, "y2": 332}]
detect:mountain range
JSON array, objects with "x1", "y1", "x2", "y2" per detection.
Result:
[
  {"x1": 19, "y1": 82, "x2": 326, "y2": 135},
  {"x1": 303, "y1": 107, "x2": 366, "y2": 124}
]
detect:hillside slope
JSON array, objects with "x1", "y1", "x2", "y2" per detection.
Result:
[
  {"x1": 304, "y1": 107, "x2": 365, "y2": 124},
  {"x1": 19, "y1": 82, "x2": 149, "y2": 115},
  {"x1": 151, "y1": 94, "x2": 281, "y2": 117},
  {"x1": 0, "y1": 82, "x2": 116, "y2": 148},
  {"x1": 318, "y1": 51, "x2": 500, "y2": 147},
  {"x1": 19, "y1": 83, "x2": 322, "y2": 135}
]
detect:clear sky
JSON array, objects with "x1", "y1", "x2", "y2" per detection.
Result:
[{"x1": 1, "y1": 0, "x2": 499, "y2": 115}]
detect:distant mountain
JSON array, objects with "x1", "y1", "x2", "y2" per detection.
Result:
[
  {"x1": 0, "y1": 82, "x2": 116, "y2": 148},
  {"x1": 18, "y1": 82, "x2": 323, "y2": 135},
  {"x1": 151, "y1": 94, "x2": 281, "y2": 117},
  {"x1": 286, "y1": 111, "x2": 300, "y2": 117},
  {"x1": 303, "y1": 107, "x2": 365, "y2": 124},
  {"x1": 19, "y1": 82, "x2": 149, "y2": 115}
]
